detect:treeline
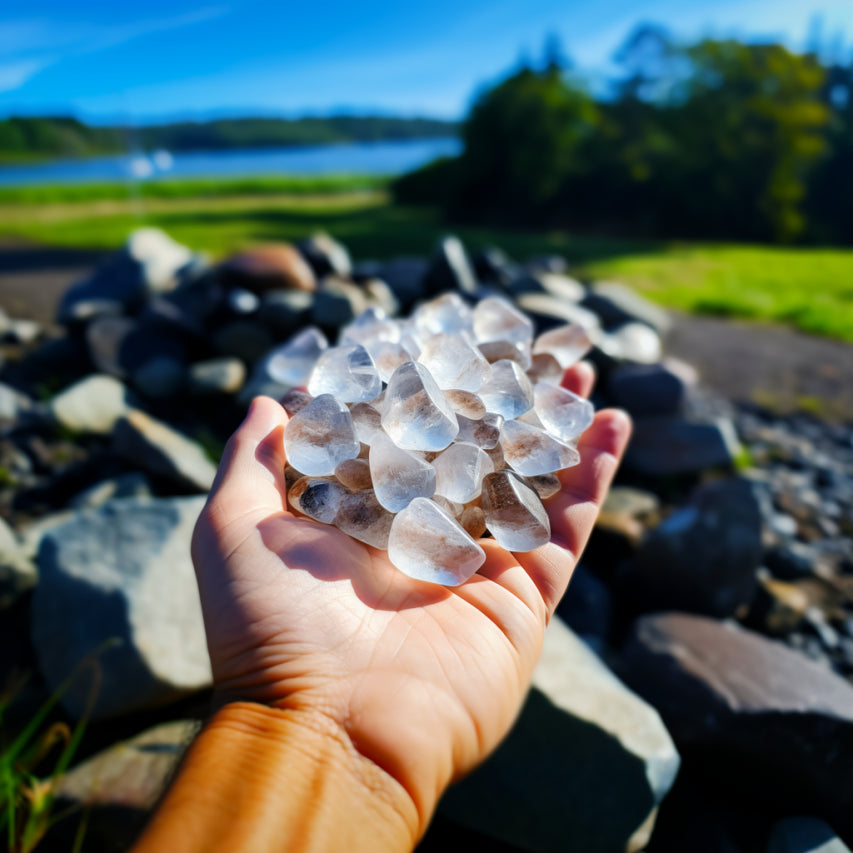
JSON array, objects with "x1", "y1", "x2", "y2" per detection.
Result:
[
  {"x1": 0, "y1": 115, "x2": 458, "y2": 161},
  {"x1": 395, "y1": 27, "x2": 853, "y2": 244}
]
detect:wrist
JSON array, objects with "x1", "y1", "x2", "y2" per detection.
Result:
[{"x1": 133, "y1": 701, "x2": 422, "y2": 852}]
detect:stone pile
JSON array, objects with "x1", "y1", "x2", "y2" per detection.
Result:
[{"x1": 0, "y1": 226, "x2": 852, "y2": 852}]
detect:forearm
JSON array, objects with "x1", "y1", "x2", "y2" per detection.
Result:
[{"x1": 131, "y1": 702, "x2": 421, "y2": 853}]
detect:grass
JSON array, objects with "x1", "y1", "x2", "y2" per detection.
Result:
[{"x1": 1, "y1": 179, "x2": 851, "y2": 342}]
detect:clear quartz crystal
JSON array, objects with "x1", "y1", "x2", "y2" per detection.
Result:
[
  {"x1": 444, "y1": 390, "x2": 486, "y2": 420},
  {"x1": 283, "y1": 393, "x2": 360, "y2": 475},
  {"x1": 456, "y1": 413, "x2": 503, "y2": 449},
  {"x1": 527, "y1": 353, "x2": 564, "y2": 385},
  {"x1": 473, "y1": 297, "x2": 534, "y2": 347},
  {"x1": 478, "y1": 340, "x2": 532, "y2": 370},
  {"x1": 533, "y1": 323, "x2": 593, "y2": 369},
  {"x1": 267, "y1": 327, "x2": 328, "y2": 385},
  {"x1": 500, "y1": 419, "x2": 580, "y2": 476},
  {"x1": 369, "y1": 430, "x2": 436, "y2": 512},
  {"x1": 533, "y1": 382, "x2": 595, "y2": 443},
  {"x1": 334, "y1": 458, "x2": 373, "y2": 491},
  {"x1": 388, "y1": 497, "x2": 486, "y2": 586},
  {"x1": 281, "y1": 388, "x2": 312, "y2": 417},
  {"x1": 525, "y1": 472, "x2": 562, "y2": 500},
  {"x1": 335, "y1": 489, "x2": 394, "y2": 549},
  {"x1": 382, "y1": 361, "x2": 459, "y2": 452},
  {"x1": 481, "y1": 470, "x2": 551, "y2": 551},
  {"x1": 308, "y1": 343, "x2": 382, "y2": 403},
  {"x1": 371, "y1": 340, "x2": 411, "y2": 382},
  {"x1": 349, "y1": 401, "x2": 383, "y2": 444},
  {"x1": 477, "y1": 359, "x2": 534, "y2": 419},
  {"x1": 432, "y1": 441, "x2": 494, "y2": 503},
  {"x1": 288, "y1": 476, "x2": 348, "y2": 524},
  {"x1": 417, "y1": 333, "x2": 491, "y2": 392},
  {"x1": 414, "y1": 293, "x2": 473, "y2": 336}
]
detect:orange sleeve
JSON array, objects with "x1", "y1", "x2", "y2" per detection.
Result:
[{"x1": 130, "y1": 702, "x2": 421, "y2": 853}]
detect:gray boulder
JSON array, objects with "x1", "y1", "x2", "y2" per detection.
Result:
[
  {"x1": 438, "y1": 616, "x2": 680, "y2": 853},
  {"x1": 31, "y1": 496, "x2": 211, "y2": 718},
  {"x1": 606, "y1": 362, "x2": 691, "y2": 417},
  {"x1": 581, "y1": 282, "x2": 672, "y2": 334}
]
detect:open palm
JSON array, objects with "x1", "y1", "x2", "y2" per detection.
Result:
[{"x1": 190, "y1": 363, "x2": 630, "y2": 829}]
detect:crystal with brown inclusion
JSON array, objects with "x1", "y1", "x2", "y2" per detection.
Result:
[
  {"x1": 307, "y1": 343, "x2": 381, "y2": 403},
  {"x1": 369, "y1": 430, "x2": 436, "y2": 513},
  {"x1": 525, "y1": 472, "x2": 562, "y2": 500},
  {"x1": 532, "y1": 323, "x2": 593, "y2": 369},
  {"x1": 335, "y1": 489, "x2": 394, "y2": 550},
  {"x1": 417, "y1": 333, "x2": 491, "y2": 392},
  {"x1": 478, "y1": 340, "x2": 531, "y2": 370},
  {"x1": 456, "y1": 412, "x2": 503, "y2": 449},
  {"x1": 527, "y1": 353, "x2": 563, "y2": 385},
  {"x1": 477, "y1": 359, "x2": 534, "y2": 419},
  {"x1": 432, "y1": 441, "x2": 493, "y2": 504},
  {"x1": 334, "y1": 458, "x2": 373, "y2": 491},
  {"x1": 473, "y1": 297, "x2": 534, "y2": 347},
  {"x1": 481, "y1": 470, "x2": 551, "y2": 551},
  {"x1": 281, "y1": 388, "x2": 312, "y2": 417},
  {"x1": 349, "y1": 402, "x2": 383, "y2": 444},
  {"x1": 283, "y1": 394, "x2": 360, "y2": 476},
  {"x1": 533, "y1": 382, "x2": 595, "y2": 443},
  {"x1": 288, "y1": 476, "x2": 349, "y2": 524},
  {"x1": 500, "y1": 419, "x2": 580, "y2": 477}
]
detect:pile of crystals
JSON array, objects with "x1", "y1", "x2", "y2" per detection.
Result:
[{"x1": 272, "y1": 293, "x2": 594, "y2": 586}]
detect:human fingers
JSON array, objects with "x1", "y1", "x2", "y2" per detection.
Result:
[{"x1": 560, "y1": 360, "x2": 595, "y2": 398}]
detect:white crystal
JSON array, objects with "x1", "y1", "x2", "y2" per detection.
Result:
[
  {"x1": 417, "y1": 333, "x2": 491, "y2": 392},
  {"x1": 414, "y1": 293, "x2": 473, "y2": 336},
  {"x1": 500, "y1": 419, "x2": 580, "y2": 476},
  {"x1": 369, "y1": 431, "x2": 436, "y2": 512},
  {"x1": 283, "y1": 393, "x2": 360, "y2": 475},
  {"x1": 307, "y1": 343, "x2": 382, "y2": 402},
  {"x1": 533, "y1": 323, "x2": 593, "y2": 369},
  {"x1": 382, "y1": 361, "x2": 459, "y2": 452},
  {"x1": 388, "y1": 497, "x2": 486, "y2": 586},
  {"x1": 533, "y1": 382, "x2": 595, "y2": 443},
  {"x1": 288, "y1": 476, "x2": 348, "y2": 524},
  {"x1": 432, "y1": 441, "x2": 493, "y2": 504},
  {"x1": 481, "y1": 470, "x2": 551, "y2": 551},
  {"x1": 267, "y1": 327, "x2": 328, "y2": 385},
  {"x1": 477, "y1": 359, "x2": 534, "y2": 419},
  {"x1": 473, "y1": 297, "x2": 534, "y2": 347},
  {"x1": 456, "y1": 412, "x2": 503, "y2": 449}
]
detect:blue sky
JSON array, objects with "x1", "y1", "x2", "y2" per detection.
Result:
[{"x1": 1, "y1": 0, "x2": 852, "y2": 123}]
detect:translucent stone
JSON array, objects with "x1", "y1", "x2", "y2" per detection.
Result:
[
  {"x1": 525, "y1": 472, "x2": 562, "y2": 500},
  {"x1": 349, "y1": 402, "x2": 382, "y2": 444},
  {"x1": 527, "y1": 353, "x2": 563, "y2": 385},
  {"x1": 500, "y1": 419, "x2": 580, "y2": 476},
  {"x1": 417, "y1": 333, "x2": 491, "y2": 392},
  {"x1": 335, "y1": 489, "x2": 394, "y2": 550},
  {"x1": 478, "y1": 340, "x2": 531, "y2": 370},
  {"x1": 432, "y1": 442, "x2": 494, "y2": 504},
  {"x1": 388, "y1": 498, "x2": 486, "y2": 586},
  {"x1": 340, "y1": 306, "x2": 389, "y2": 340},
  {"x1": 371, "y1": 340, "x2": 411, "y2": 382},
  {"x1": 284, "y1": 464, "x2": 303, "y2": 492},
  {"x1": 458, "y1": 503, "x2": 487, "y2": 539},
  {"x1": 445, "y1": 390, "x2": 486, "y2": 420},
  {"x1": 307, "y1": 343, "x2": 382, "y2": 403},
  {"x1": 477, "y1": 359, "x2": 534, "y2": 419},
  {"x1": 382, "y1": 362, "x2": 459, "y2": 452},
  {"x1": 414, "y1": 293, "x2": 473, "y2": 337},
  {"x1": 473, "y1": 297, "x2": 534, "y2": 347},
  {"x1": 281, "y1": 388, "x2": 312, "y2": 417},
  {"x1": 334, "y1": 458, "x2": 372, "y2": 491},
  {"x1": 283, "y1": 394, "x2": 360, "y2": 476},
  {"x1": 288, "y1": 476, "x2": 348, "y2": 524},
  {"x1": 533, "y1": 323, "x2": 593, "y2": 369},
  {"x1": 481, "y1": 470, "x2": 551, "y2": 551},
  {"x1": 369, "y1": 431, "x2": 436, "y2": 512},
  {"x1": 267, "y1": 327, "x2": 328, "y2": 385},
  {"x1": 485, "y1": 442, "x2": 506, "y2": 471},
  {"x1": 533, "y1": 382, "x2": 595, "y2": 443},
  {"x1": 456, "y1": 413, "x2": 503, "y2": 449}
]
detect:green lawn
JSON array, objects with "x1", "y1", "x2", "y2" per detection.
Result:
[{"x1": 1, "y1": 180, "x2": 851, "y2": 342}]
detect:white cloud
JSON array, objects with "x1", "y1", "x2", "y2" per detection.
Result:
[{"x1": 0, "y1": 58, "x2": 53, "y2": 93}]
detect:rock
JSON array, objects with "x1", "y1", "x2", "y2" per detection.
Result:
[
  {"x1": 747, "y1": 574, "x2": 811, "y2": 635},
  {"x1": 31, "y1": 496, "x2": 211, "y2": 718},
  {"x1": 70, "y1": 472, "x2": 152, "y2": 510},
  {"x1": 50, "y1": 374, "x2": 135, "y2": 435},
  {"x1": 581, "y1": 282, "x2": 672, "y2": 334},
  {"x1": 311, "y1": 277, "x2": 370, "y2": 331},
  {"x1": 4, "y1": 318, "x2": 41, "y2": 345},
  {"x1": 765, "y1": 540, "x2": 822, "y2": 580},
  {"x1": 212, "y1": 320, "x2": 274, "y2": 364},
  {"x1": 599, "y1": 321, "x2": 663, "y2": 364},
  {"x1": 620, "y1": 477, "x2": 763, "y2": 617},
  {"x1": 85, "y1": 315, "x2": 189, "y2": 379},
  {"x1": 515, "y1": 292, "x2": 601, "y2": 334},
  {"x1": 55, "y1": 720, "x2": 200, "y2": 851},
  {"x1": 0, "y1": 381, "x2": 33, "y2": 424},
  {"x1": 361, "y1": 277, "x2": 399, "y2": 317},
  {"x1": 187, "y1": 358, "x2": 246, "y2": 396},
  {"x1": 424, "y1": 236, "x2": 479, "y2": 298},
  {"x1": 131, "y1": 355, "x2": 185, "y2": 398},
  {"x1": 471, "y1": 247, "x2": 520, "y2": 287},
  {"x1": 596, "y1": 486, "x2": 661, "y2": 547},
  {"x1": 259, "y1": 289, "x2": 314, "y2": 339},
  {"x1": 112, "y1": 410, "x2": 217, "y2": 492},
  {"x1": 556, "y1": 563, "x2": 612, "y2": 641},
  {"x1": 766, "y1": 817, "x2": 851, "y2": 853},
  {"x1": 0, "y1": 517, "x2": 37, "y2": 609},
  {"x1": 607, "y1": 362, "x2": 690, "y2": 417},
  {"x1": 509, "y1": 272, "x2": 585, "y2": 303},
  {"x1": 625, "y1": 416, "x2": 741, "y2": 476},
  {"x1": 438, "y1": 616, "x2": 680, "y2": 853},
  {"x1": 218, "y1": 243, "x2": 316, "y2": 293},
  {"x1": 380, "y1": 257, "x2": 429, "y2": 309},
  {"x1": 618, "y1": 613, "x2": 853, "y2": 839},
  {"x1": 297, "y1": 232, "x2": 352, "y2": 278}
]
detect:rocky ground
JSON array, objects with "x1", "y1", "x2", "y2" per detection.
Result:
[{"x1": 0, "y1": 231, "x2": 852, "y2": 853}]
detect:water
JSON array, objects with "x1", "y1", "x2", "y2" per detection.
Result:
[{"x1": 0, "y1": 137, "x2": 461, "y2": 186}]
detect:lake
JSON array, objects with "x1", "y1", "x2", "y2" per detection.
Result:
[{"x1": 0, "y1": 137, "x2": 461, "y2": 186}]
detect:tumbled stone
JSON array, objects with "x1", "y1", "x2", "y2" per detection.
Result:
[
  {"x1": 533, "y1": 323, "x2": 593, "y2": 369},
  {"x1": 417, "y1": 333, "x2": 491, "y2": 392},
  {"x1": 288, "y1": 477, "x2": 349, "y2": 524},
  {"x1": 283, "y1": 394, "x2": 360, "y2": 476},
  {"x1": 477, "y1": 339, "x2": 531, "y2": 369},
  {"x1": 525, "y1": 472, "x2": 562, "y2": 500},
  {"x1": 432, "y1": 442, "x2": 494, "y2": 504},
  {"x1": 501, "y1": 420, "x2": 580, "y2": 477},
  {"x1": 280, "y1": 388, "x2": 312, "y2": 417},
  {"x1": 526, "y1": 352, "x2": 563, "y2": 385},
  {"x1": 219, "y1": 243, "x2": 316, "y2": 293},
  {"x1": 458, "y1": 503, "x2": 487, "y2": 539},
  {"x1": 481, "y1": 470, "x2": 551, "y2": 551},
  {"x1": 388, "y1": 498, "x2": 485, "y2": 586},
  {"x1": 413, "y1": 292, "x2": 473, "y2": 337},
  {"x1": 349, "y1": 401, "x2": 383, "y2": 444},
  {"x1": 382, "y1": 362, "x2": 459, "y2": 452},
  {"x1": 334, "y1": 458, "x2": 373, "y2": 491},
  {"x1": 473, "y1": 297, "x2": 534, "y2": 347},
  {"x1": 267, "y1": 327, "x2": 328, "y2": 386},
  {"x1": 369, "y1": 431, "x2": 436, "y2": 512},
  {"x1": 445, "y1": 390, "x2": 487, "y2": 420},
  {"x1": 456, "y1": 413, "x2": 503, "y2": 449},
  {"x1": 334, "y1": 490, "x2": 394, "y2": 550},
  {"x1": 533, "y1": 382, "x2": 595, "y2": 444},
  {"x1": 187, "y1": 358, "x2": 246, "y2": 396},
  {"x1": 307, "y1": 343, "x2": 381, "y2": 403},
  {"x1": 370, "y1": 340, "x2": 411, "y2": 382},
  {"x1": 477, "y1": 359, "x2": 534, "y2": 419}
]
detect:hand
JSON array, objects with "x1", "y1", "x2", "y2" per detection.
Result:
[{"x1": 190, "y1": 363, "x2": 631, "y2": 836}]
